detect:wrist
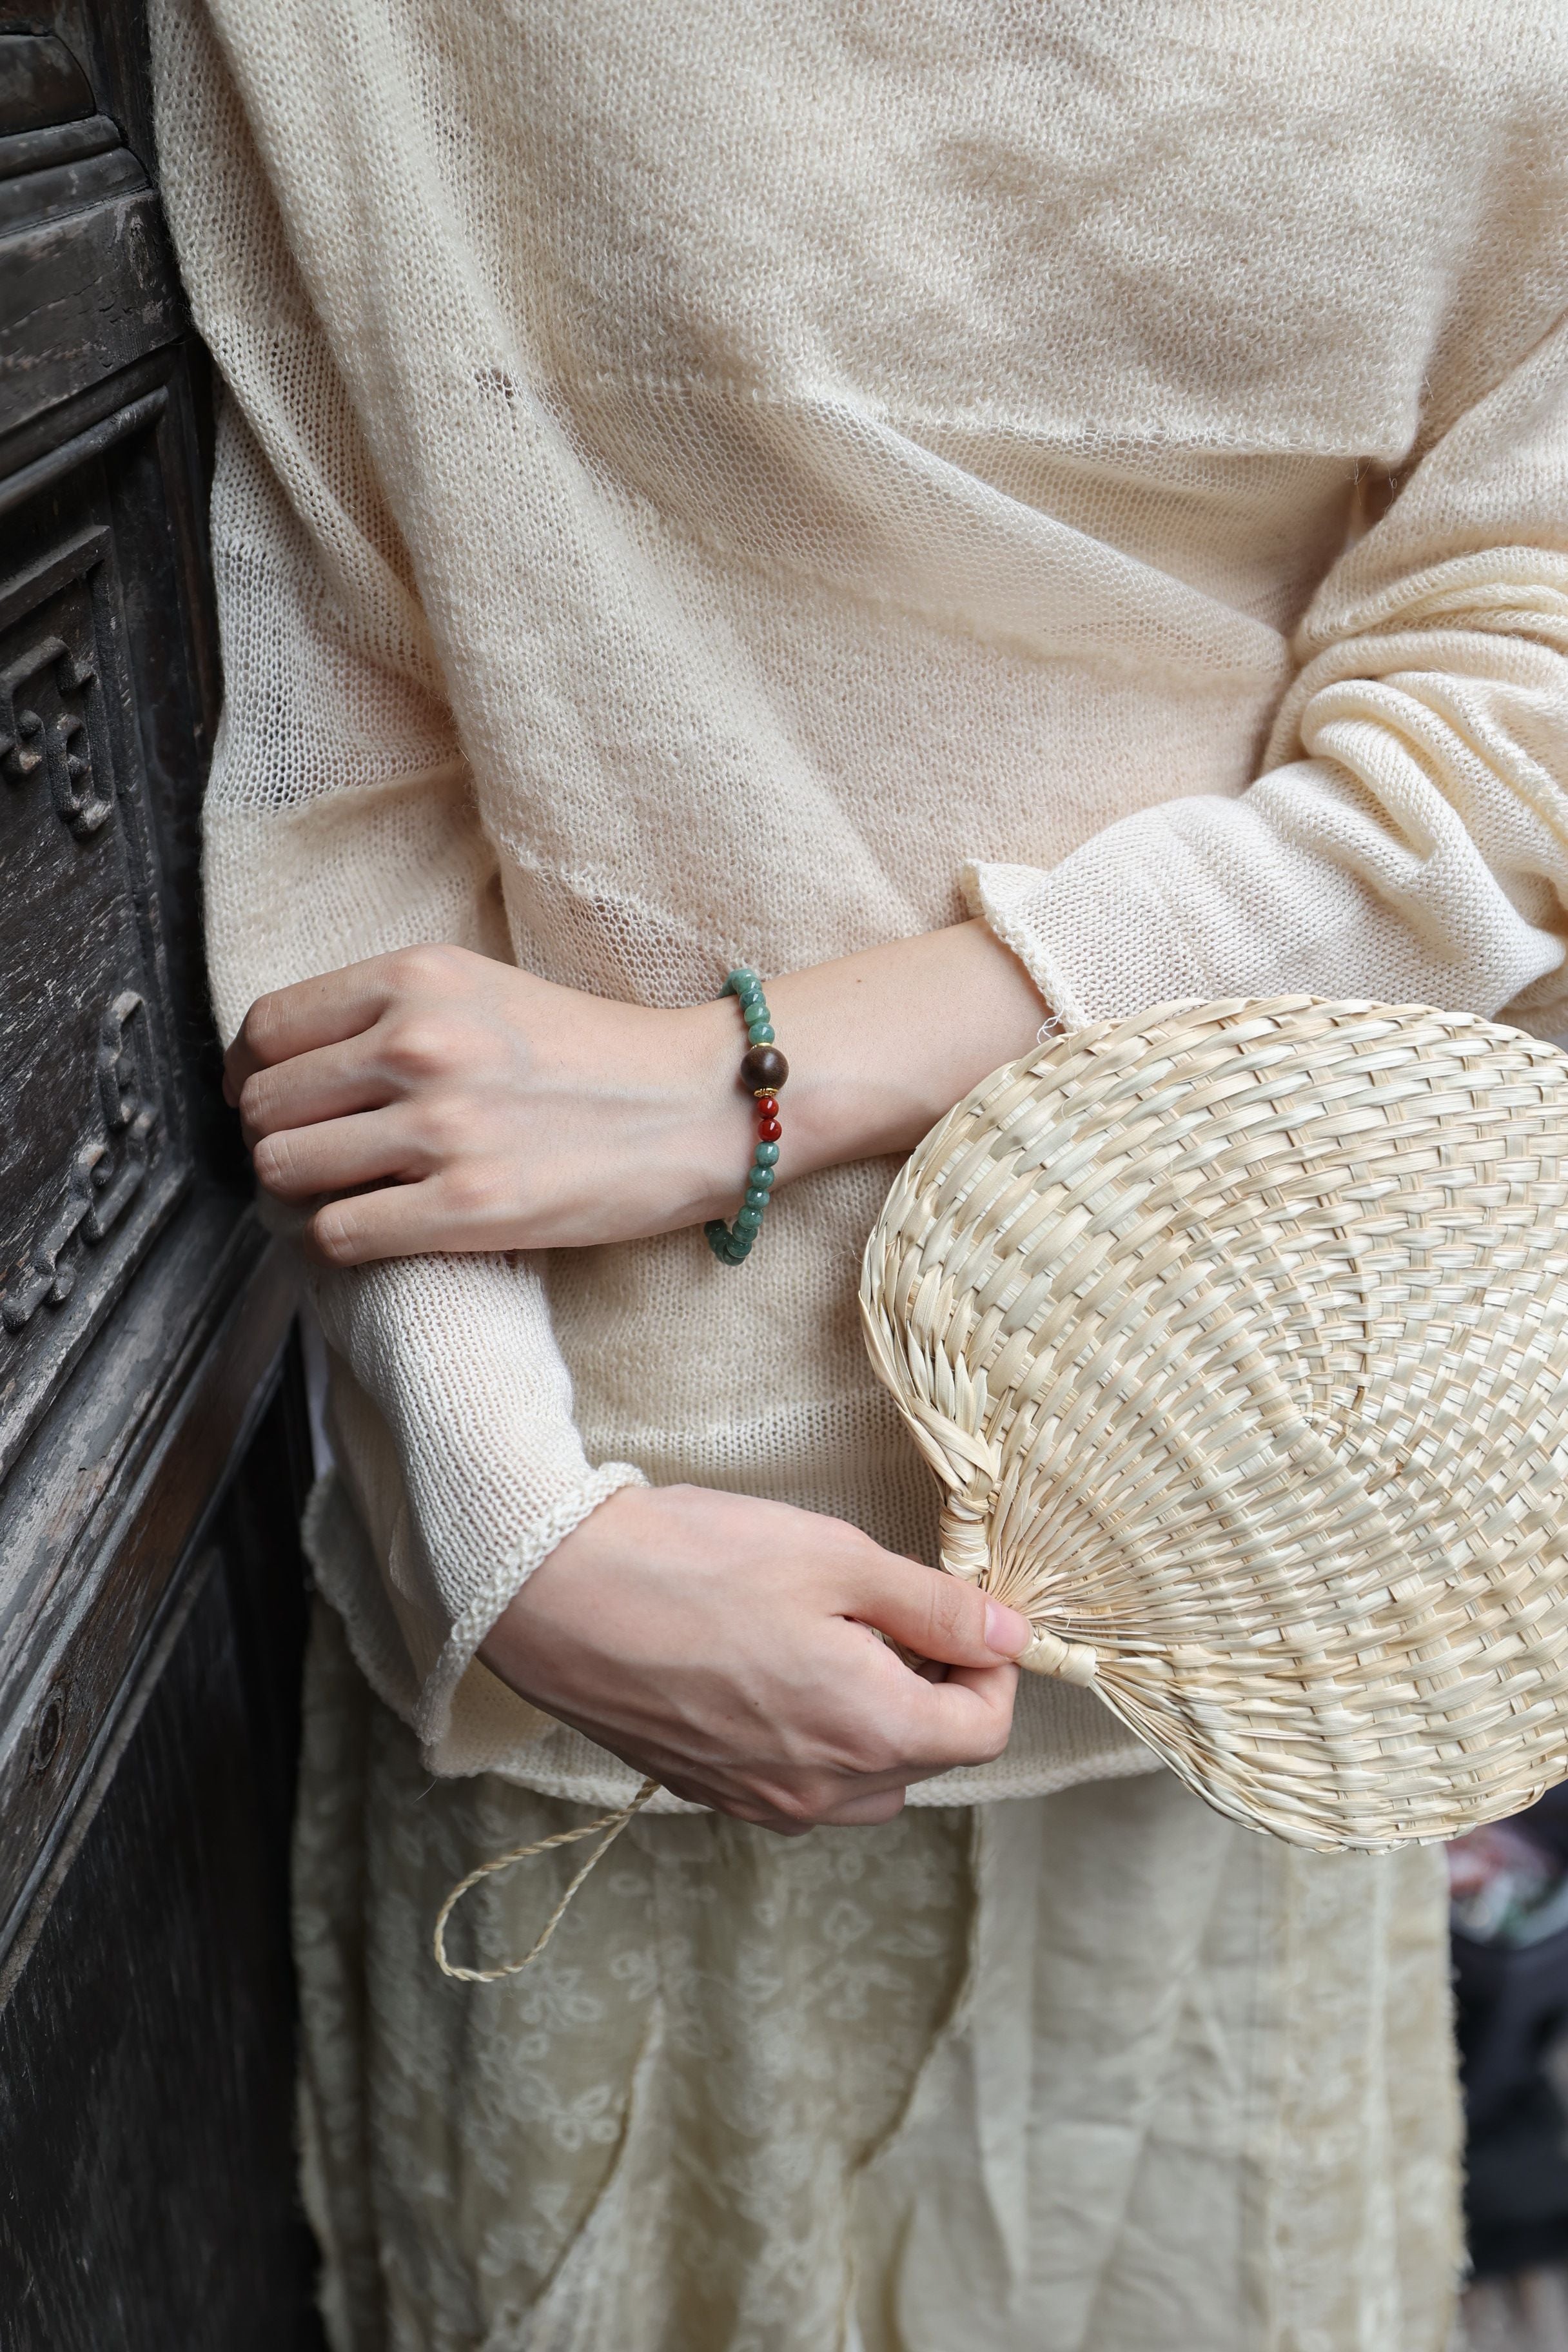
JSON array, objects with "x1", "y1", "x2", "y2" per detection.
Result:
[
  {"x1": 768, "y1": 921, "x2": 1048, "y2": 1179},
  {"x1": 643, "y1": 922, "x2": 1049, "y2": 1233},
  {"x1": 479, "y1": 1480, "x2": 652, "y2": 1698},
  {"x1": 650, "y1": 999, "x2": 761, "y2": 1224}
]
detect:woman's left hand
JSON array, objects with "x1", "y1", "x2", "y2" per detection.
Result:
[
  {"x1": 226, "y1": 921, "x2": 1048, "y2": 1267},
  {"x1": 225, "y1": 943, "x2": 748, "y2": 1264}
]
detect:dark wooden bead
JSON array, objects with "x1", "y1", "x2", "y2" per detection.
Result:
[{"x1": 741, "y1": 1044, "x2": 789, "y2": 1093}]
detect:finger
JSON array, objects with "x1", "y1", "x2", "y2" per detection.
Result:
[
  {"x1": 887, "y1": 1660, "x2": 1019, "y2": 1778},
  {"x1": 659, "y1": 1781, "x2": 817, "y2": 1835},
  {"x1": 225, "y1": 952, "x2": 422, "y2": 1092},
  {"x1": 843, "y1": 1551, "x2": 1032, "y2": 1669},
  {"x1": 714, "y1": 1780, "x2": 906, "y2": 1831},
  {"x1": 239, "y1": 1035, "x2": 398, "y2": 1144},
  {"x1": 306, "y1": 1172, "x2": 504, "y2": 1266},
  {"x1": 808, "y1": 1785, "x2": 907, "y2": 1827},
  {"x1": 251, "y1": 1108, "x2": 426, "y2": 1202}
]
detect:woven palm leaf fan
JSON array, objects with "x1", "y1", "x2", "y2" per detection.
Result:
[{"x1": 860, "y1": 997, "x2": 1568, "y2": 1853}]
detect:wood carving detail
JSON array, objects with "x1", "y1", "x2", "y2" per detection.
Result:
[
  {"x1": 2, "y1": 993, "x2": 160, "y2": 1333},
  {"x1": 0, "y1": 632, "x2": 111, "y2": 838}
]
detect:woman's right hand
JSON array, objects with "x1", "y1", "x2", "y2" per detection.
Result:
[{"x1": 478, "y1": 1484, "x2": 1032, "y2": 1830}]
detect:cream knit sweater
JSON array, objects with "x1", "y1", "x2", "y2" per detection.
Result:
[{"x1": 150, "y1": 0, "x2": 1568, "y2": 1807}]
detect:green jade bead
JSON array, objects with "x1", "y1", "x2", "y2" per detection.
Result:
[
  {"x1": 753, "y1": 1140, "x2": 780, "y2": 1168},
  {"x1": 735, "y1": 1209, "x2": 763, "y2": 1234},
  {"x1": 748, "y1": 1166, "x2": 775, "y2": 1188},
  {"x1": 747, "y1": 1024, "x2": 775, "y2": 1045},
  {"x1": 744, "y1": 1186, "x2": 770, "y2": 1210}
]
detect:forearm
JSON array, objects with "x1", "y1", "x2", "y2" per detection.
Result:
[{"x1": 761, "y1": 919, "x2": 1050, "y2": 1181}]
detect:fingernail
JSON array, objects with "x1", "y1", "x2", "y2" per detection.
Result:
[{"x1": 983, "y1": 1600, "x2": 1033, "y2": 1657}]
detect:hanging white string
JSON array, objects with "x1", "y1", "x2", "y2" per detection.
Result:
[{"x1": 433, "y1": 1777, "x2": 660, "y2": 1983}]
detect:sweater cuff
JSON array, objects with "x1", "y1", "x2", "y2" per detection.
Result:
[
  {"x1": 963, "y1": 836, "x2": 1211, "y2": 1031},
  {"x1": 418, "y1": 1458, "x2": 647, "y2": 1758},
  {"x1": 305, "y1": 1243, "x2": 650, "y2": 1777},
  {"x1": 304, "y1": 1456, "x2": 648, "y2": 1779}
]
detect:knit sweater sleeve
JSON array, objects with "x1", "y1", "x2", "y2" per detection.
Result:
[
  {"x1": 968, "y1": 315, "x2": 1568, "y2": 1036},
  {"x1": 154, "y1": 9, "x2": 644, "y2": 1769},
  {"x1": 205, "y1": 404, "x2": 643, "y2": 1769}
]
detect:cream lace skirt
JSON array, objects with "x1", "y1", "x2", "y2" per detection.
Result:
[{"x1": 293, "y1": 1600, "x2": 1463, "y2": 2352}]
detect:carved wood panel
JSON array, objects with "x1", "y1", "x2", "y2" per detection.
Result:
[
  {"x1": 1, "y1": 13, "x2": 320, "y2": 2340},
  {"x1": 0, "y1": 527, "x2": 187, "y2": 1476}
]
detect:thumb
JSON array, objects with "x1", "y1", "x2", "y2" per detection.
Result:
[{"x1": 845, "y1": 1551, "x2": 1032, "y2": 1669}]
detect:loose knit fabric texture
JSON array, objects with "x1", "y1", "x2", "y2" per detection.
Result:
[
  {"x1": 864, "y1": 998, "x2": 1568, "y2": 1852},
  {"x1": 148, "y1": 0, "x2": 1568, "y2": 1805}
]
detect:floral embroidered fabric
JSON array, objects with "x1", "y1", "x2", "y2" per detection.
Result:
[{"x1": 295, "y1": 1603, "x2": 1462, "y2": 2352}]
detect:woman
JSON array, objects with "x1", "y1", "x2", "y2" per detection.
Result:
[{"x1": 151, "y1": 1, "x2": 1568, "y2": 2342}]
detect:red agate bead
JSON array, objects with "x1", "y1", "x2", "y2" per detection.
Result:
[
  {"x1": 758, "y1": 1117, "x2": 783, "y2": 1142},
  {"x1": 755, "y1": 1096, "x2": 778, "y2": 1117}
]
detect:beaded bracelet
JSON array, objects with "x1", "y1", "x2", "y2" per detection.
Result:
[{"x1": 704, "y1": 967, "x2": 787, "y2": 1264}]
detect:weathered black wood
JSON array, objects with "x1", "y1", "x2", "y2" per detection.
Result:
[
  {"x1": 0, "y1": 133, "x2": 181, "y2": 434},
  {"x1": 0, "y1": 1358, "x2": 326, "y2": 2352},
  {"x1": 0, "y1": 114, "x2": 118, "y2": 182},
  {"x1": 0, "y1": 344, "x2": 172, "y2": 475},
  {"x1": 0, "y1": 1222, "x2": 299, "y2": 1976},
  {"x1": 0, "y1": 375, "x2": 165, "y2": 513},
  {"x1": 0, "y1": 5, "x2": 322, "y2": 2341},
  {"x1": 37, "y1": 3, "x2": 159, "y2": 172},
  {"x1": 0, "y1": 30, "x2": 94, "y2": 139}
]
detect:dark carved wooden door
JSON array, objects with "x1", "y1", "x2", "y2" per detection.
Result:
[{"x1": 0, "y1": 10, "x2": 321, "y2": 2344}]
